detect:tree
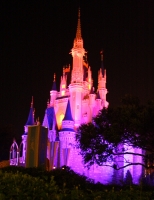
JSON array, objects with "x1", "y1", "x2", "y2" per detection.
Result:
[
  {"x1": 76, "y1": 95, "x2": 154, "y2": 170},
  {"x1": 124, "y1": 170, "x2": 133, "y2": 185}
]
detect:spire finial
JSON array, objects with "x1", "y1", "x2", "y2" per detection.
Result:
[
  {"x1": 53, "y1": 73, "x2": 56, "y2": 82},
  {"x1": 78, "y1": 7, "x2": 80, "y2": 18},
  {"x1": 63, "y1": 66, "x2": 65, "y2": 76},
  {"x1": 100, "y1": 50, "x2": 104, "y2": 61},
  {"x1": 76, "y1": 8, "x2": 82, "y2": 39},
  {"x1": 31, "y1": 96, "x2": 33, "y2": 108}
]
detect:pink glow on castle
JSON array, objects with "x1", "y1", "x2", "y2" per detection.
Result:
[{"x1": 10, "y1": 9, "x2": 143, "y2": 184}]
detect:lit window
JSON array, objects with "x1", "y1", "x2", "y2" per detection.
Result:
[{"x1": 62, "y1": 91, "x2": 65, "y2": 96}]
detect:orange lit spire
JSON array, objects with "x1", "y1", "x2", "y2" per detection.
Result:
[
  {"x1": 76, "y1": 8, "x2": 82, "y2": 39},
  {"x1": 71, "y1": 8, "x2": 85, "y2": 83}
]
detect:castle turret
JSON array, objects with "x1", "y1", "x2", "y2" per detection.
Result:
[
  {"x1": 50, "y1": 73, "x2": 57, "y2": 106},
  {"x1": 95, "y1": 91, "x2": 102, "y2": 116},
  {"x1": 87, "y1": 66, "x2": 92, "y2": 90},
  {"x1": 59, "y1": 99, "x2": 75, "y2": 166},
  {"x1": 60, "y1": 69, "x2": 67, "y2": 96},
  {"x1": 46, "y1": 106, "x2": 58, "y2": 170},
  {"x1": 89, "y1": 87, "x2": 96, "y2": 119},
  {"x1": 24, "y1": 97, "x2": 35, "y2": 133},
  {"x1": 98, "y1": 51, "x2": 109, "y2": 108},
  {"x1": 21, "y1": 97, "x2": 35, "y2": 163},
  {"x1": 61, "y1": 99, "x2": 74, "y2": 131}
]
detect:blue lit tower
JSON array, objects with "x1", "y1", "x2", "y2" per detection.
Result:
[
  {"x1": 21, "y1": 97, "x2": 35, "y2": 163},
  {"x1": 59, "y1": 99, "x2": 75, "y2": 167}
]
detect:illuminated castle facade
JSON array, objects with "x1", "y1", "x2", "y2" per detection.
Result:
[{"x1": 18, "y1": 10, "x2": 143, "y2": 184}]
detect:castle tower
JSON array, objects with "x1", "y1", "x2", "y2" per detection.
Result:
[
  {"x1": 95, "y1": 91, "x2": 102, "y2": 116},
  {"x1": 59, "y1": 99, "x2": 75, "y2": 166},
  {"x1": 60, "y1": 69, "x2": 67, "y2": 96},
  {"x1": 69, "y1": 9, "x2": 85, "y2": 127},
  {"x1": 21, "y1": 97, "x2": 35, "y2": 163},
  {"x1": 89, "y1": 87, "x2": 96, "y2": 119},
  {"x1": 98, "y1": 51, "x2": 109, "y2": 108},
  {"x1": 50, "y1": 73, "x2": 57, "y2": 106}
]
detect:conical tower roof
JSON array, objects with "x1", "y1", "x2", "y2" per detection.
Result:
[
  {"x1": 25, "y1": 97, "x2": 35, "y2": 126},
  {"x1": 63, "y1": 100, "x2": 73, "y2": 121},
  {"x1": 76, "y1": 8, "x2": 82, "y2": 39},
  {"x1": 46, "y1": 106, "x2": 57, "y2": 130}
]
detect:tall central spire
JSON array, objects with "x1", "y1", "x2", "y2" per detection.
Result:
[
  {"x1": 76, "y1": 8, "x2": 82, "y2": 39},
  {"x1": 71, "y1": 8, "x2": 85, "y2": 83}
]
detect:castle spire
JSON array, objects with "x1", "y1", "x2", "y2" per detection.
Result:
[
  {"x1": 71, "y1": 8, "x2": 85, "y2": 83},
  {"x1": 25, "y1": 97, "x2": 35, "y2": 126},
  {"x1": 76, "y1": 8, "x2": 82, "y2": 39},
  {"x1": 63, "y1": 100, "x2": 73, "y2": 121},
  {"x1": 52, "y1": 73, "x2": 57, "y2": 91},
  {"x1": 31, "y1": 96, "x2": 33, "y2": 108},
  {"x1": 100, "y1": 50, "x2": 105, "y2": 77},
  {"x1": 60, "y1": 99, "x2": 74, "y2": 132}
]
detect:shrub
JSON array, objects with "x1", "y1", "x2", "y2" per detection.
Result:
[{"x1": 0, "y1": 170, "x2": 57, "y2": 200}]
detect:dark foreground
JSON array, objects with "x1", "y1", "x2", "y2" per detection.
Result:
[{"x1": 0, "y1": 166, "x2": 154, "y2": 200}]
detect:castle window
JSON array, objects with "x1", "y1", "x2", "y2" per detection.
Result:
[{"x1": 61, "y1": 91, "x2": 65, "y2": 96}]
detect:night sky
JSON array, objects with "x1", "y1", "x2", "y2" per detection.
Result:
[{"x1": 1, "y1": 0, "x2": 154, "y2": 136}]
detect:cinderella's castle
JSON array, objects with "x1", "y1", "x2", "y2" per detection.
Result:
[{"x1": 10, "y1": 9, "x2": 143, "y2": 184}]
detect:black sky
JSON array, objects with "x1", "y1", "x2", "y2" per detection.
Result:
[{"x1": 1, "y1": 0, "x2": 154, "y2": 136}]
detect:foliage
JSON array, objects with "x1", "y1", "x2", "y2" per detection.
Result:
[
  {"x1": 1, "y1": 166, "x2": 93, "y2": 190},
  {"x1": 1, "y1": 167, "x2": 154, "y2": 199},
  {"x1": 76, "y1": 95, "x2": 154, "y2": 169},
  {"x1": 124, "y1": 170, "x2": 133, "y2": 185},
  {"x1": 0, "y1": 170, "x2": 57, "y2": 200}
]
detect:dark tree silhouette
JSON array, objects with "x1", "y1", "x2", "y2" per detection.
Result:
[{"x1": 76, "y1": 95, "x2": 154, "y2": 170}]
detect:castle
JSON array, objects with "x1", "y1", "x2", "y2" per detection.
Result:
[{"x1": 10, "y1": 9, "x2": 143, "y2": 184}]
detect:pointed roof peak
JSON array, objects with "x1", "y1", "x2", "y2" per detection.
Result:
[
  {"x1": 63, "y1": 99, "x2": 73, "y2": 121},
  {"x1": 25, "y1": 99, "x2": 35, "y2": 126},
  {"x1": 31, "y1": 96, "x2": 33, "y2": 108},
  {"x1": 76, "y1": 8, "x2": 82, "y2": 39},
  {"x1": 100, "y1": 50, "x2": 104, "y2": 61},
  {"x1": 52, "y1": 73, "x2": 57, "y2": 91},
  {"x1": 53, "y1": 73, "x2": 56, "y2": 82}
]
